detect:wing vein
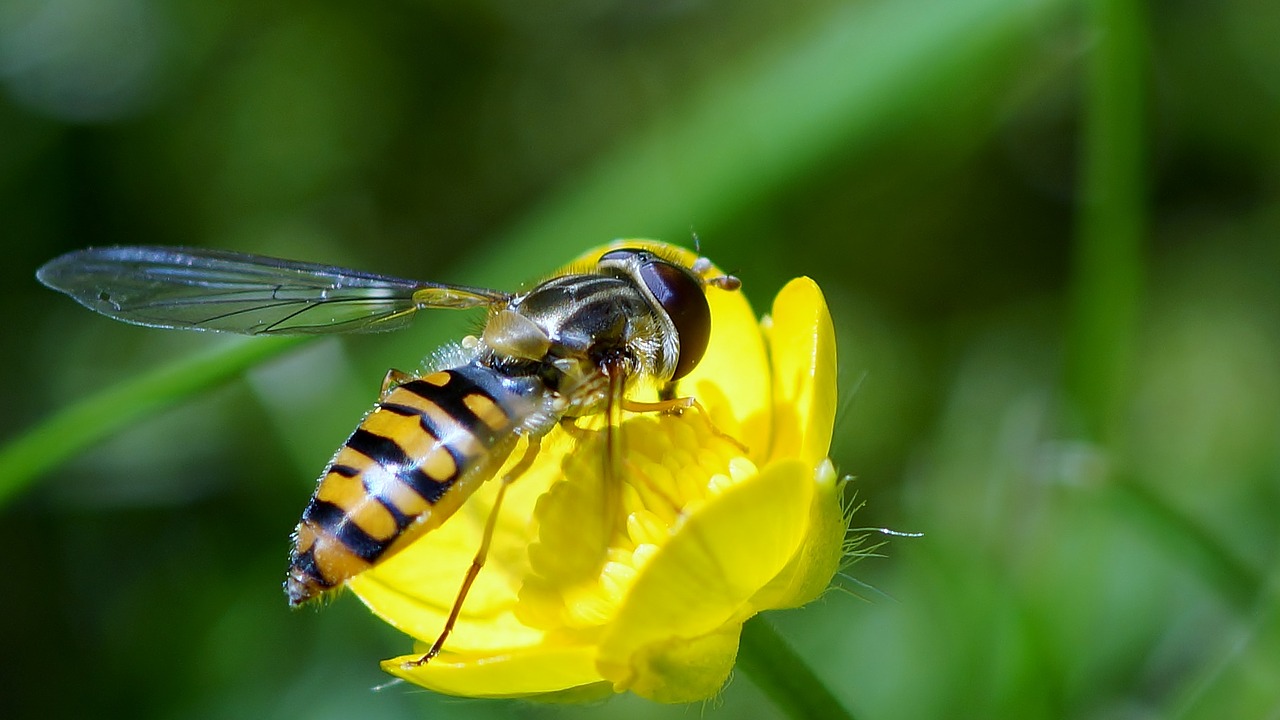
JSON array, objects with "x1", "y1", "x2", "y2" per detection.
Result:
[{"x1": 37, "y1": 246, "x2": 513, "y2": 336}]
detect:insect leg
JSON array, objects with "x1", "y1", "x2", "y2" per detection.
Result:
[
  {"x1": 379, "y1": 368, "x2": 414, "y2": 399},
  {"x1": 621, "y1": 396, "x2": 748, "y2": 454},
  {"x1": 402, "y1": 433, "x2": 543, "y2": 667}
]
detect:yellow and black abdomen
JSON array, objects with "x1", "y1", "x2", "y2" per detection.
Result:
[{"x1": 285, "y1": 364, "x2": 543, "y2": 605}]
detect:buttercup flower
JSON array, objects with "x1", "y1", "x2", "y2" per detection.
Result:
[{"x1": 346, "y1": 241, "x2": 844, "y2": 703}]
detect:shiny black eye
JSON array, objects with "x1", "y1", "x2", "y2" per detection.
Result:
[{"x1": 638, "y1": 259, "x2": 710, "y2": 381}]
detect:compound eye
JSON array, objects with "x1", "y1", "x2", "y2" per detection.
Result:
[{"x1": 638, "y1": 260, "x2": 711, "y2": 381}]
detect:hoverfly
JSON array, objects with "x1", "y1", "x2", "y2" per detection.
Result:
[{"x1": 37, "y1": 241, "x2": 741, "y2": 663}]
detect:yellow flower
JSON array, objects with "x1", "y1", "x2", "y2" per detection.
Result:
[{"x1": 346, "y1": 241, "x2": 844, "y2": 703}]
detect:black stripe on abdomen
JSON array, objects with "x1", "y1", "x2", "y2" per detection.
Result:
[
  {"x1": 398, "y1": 378, "x2": 501, "y2": 447},
  {"x1": 302, "y1": 499, "x2": 385, "y2": 563},
  {"x1": 345, "y1": 426, "x2": 458, "y2": 505}
]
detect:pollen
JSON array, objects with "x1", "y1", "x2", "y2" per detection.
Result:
[{"x1": 517, "y1": 411, "x2": 751, "y2": 632}]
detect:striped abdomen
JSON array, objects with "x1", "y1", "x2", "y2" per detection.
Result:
[{"x1": 285, "y1": 364, "x2": 544, "y2": 605}]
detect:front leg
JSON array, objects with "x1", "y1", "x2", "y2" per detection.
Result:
[{"x1": 620, "y1": 396, "x2": 748, "y2": 454}]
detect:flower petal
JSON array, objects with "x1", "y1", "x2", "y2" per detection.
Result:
[
  {"x1": 622, "y1": 623, "x2": 742, "y2": 703},
  {"x1": 596, "y1": 458, "x2": 815, "y2": 696},
  {"x1": 676, "y1": 275, "x2": 772, "y2": 462},
  {"x1": 766, "y1": 277, "x2": 837, "y2": 465},
  {"x1": 747, "y1": 458, "x2": 845, "y2": 610},
  {"x1": 381, "y1": 643, "x2": 609, "y2": 700}
]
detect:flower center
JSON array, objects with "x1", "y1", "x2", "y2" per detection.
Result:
[{"x1": 515, "y1": 412, "x2": 756, "y2": 634}]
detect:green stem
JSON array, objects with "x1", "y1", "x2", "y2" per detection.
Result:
[
  {"x1": 1066, "y1": 3, "x2": 1271, "y2": 697},
  {"x1": 739, "y1": 615, "x2": 858, "y2": 720},
  {"x1": 1065, "y1": 0, "x2": 1148, "y2": 443},
  {"x1": 0, "y1": 336, "x2": 305, "y2": 506}
]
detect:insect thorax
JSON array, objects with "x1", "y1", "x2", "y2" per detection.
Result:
[{"x1": 483, "y1": 273, "x2": 677, "y2": 401}]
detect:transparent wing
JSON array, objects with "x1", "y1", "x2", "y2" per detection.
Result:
[{"x1": 36, "y1": 246, "x2": 512, "y2": 335}]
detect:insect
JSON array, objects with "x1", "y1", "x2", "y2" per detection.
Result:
[{"x1": 37, "y1": 242, "x2": 741, "y2": 663}]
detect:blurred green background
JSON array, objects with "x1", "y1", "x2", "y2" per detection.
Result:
[{"x1": 3, "y1": 0, "x2": 1279, "y2": 718}]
